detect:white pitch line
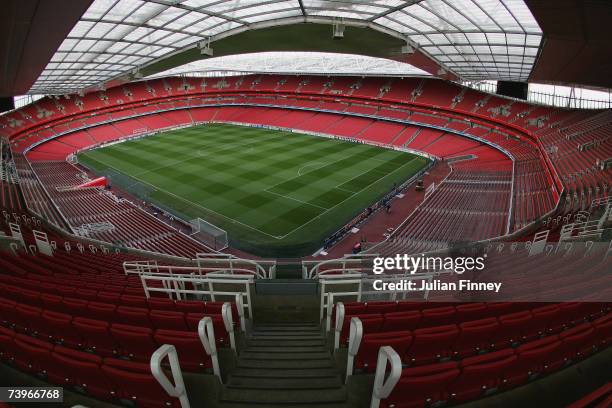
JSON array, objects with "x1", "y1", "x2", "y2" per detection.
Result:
[
  {"x1": 129, "y1": 133, "x2": 286, "y2": 179},
  {"x1": 87, "y1": 159, "x2": 285, "y2": 239},
  {"x1": 88, "y1": 127, "x2": 425, "y2": 242},
  {"x1": 276, "y1": 156, "x2": 422, "y2": 239},
  {"x1": 264, "y1": 189, "x2": 327, "y2": 211},
  {"x1": 334, "y1": 167, "x2": 394, "y2": 190},
  {"x1": 297, "y1": 161, "x2": 326, "y2": 176}
]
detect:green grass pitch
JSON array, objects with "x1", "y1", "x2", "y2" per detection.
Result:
[{"x1": 78, "y1": 123, "x2": 430, "y2": 257}]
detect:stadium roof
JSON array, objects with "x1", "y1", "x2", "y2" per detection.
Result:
[
  {"x1": 29, "y1": 0, "x2": 542, "y2": 94},
  {"x1": 145, "y1": 52, "x2": 432, "y2": 79}
]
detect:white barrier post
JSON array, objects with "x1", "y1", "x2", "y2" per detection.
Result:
[
  {"x1": 333, "y1": 302, "x2": 345, "y2": 351},
  {"x1": 222, "y1": 302, "x2": 236, "y2": 351},
  {"x1": 150, "y1": 344, "x2": 190, "y2": 408},
  {"x1": 235, "y1": 293, "x2": 246, "y2": 332},
  {"x1": 198, "y1": 317, "x2": 221, "y2": 380},
  {"x1": 369, "y1": 347, "x2": 402, "y2": 408},
  {"x1": 33, "y1": 230, "x2": 53, "y2": 256},
  {"x1": 346, "y1": 317, "x2": 363, "y2": 381},
  {"x1": 528, "y1": 230, "x2": 549, "y2": 256}
]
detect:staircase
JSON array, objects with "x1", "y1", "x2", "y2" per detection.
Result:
[{"x1": 220, "y1": 322, "x2": 350, "y2": 407}]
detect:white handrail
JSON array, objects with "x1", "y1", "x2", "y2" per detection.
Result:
[
  {"x1": 33, "y1": 230, "x2": 53, "y2": 256},
  {"x1": 124, "y1": 260, "x2": 264, "y2": 278},
  {"x1": 333, "y1": 302, "x2": 345, "y2": 350},
  {"x1": 528, "y1": 230, "x2": 549, "y2": 256},
  {"x1": 370, "y1": 346, "x2": 402, "y2": 408},
  {"x1": 198, "y1": 316, "x2": 221, "y2": 380},
  {"x1": 322, "y1": 273, "x2": 439, "y2": 329},
  {"x1": 346, "y1": 317, "x2": 363, "y2": 382},
  {"x1": 150, "y1": 344, "x2": 190, "y2": 408},
  {"x1": 235, "y1": 293, "x2": 246, "y2": 332},
  {"x1": 222, "y1": 302, "x2": 236, "y2": 351},
  {"x1": 319, "y1": 276, "x2": 363, "y2": 323},
  {"x1": 138, "y1": 273, "x2": 253, "y2": 318},
  {"x1": 196, "y1": 252, "x2": 276, "y2": 279},
  {"x1": 303, "y1": 254, "x2": 379, "y2": 279}
]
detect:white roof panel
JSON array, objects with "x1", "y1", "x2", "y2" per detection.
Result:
[
  {"x1": 30, "y1": 0, "x2": 542, "y2": 94},
  {"x1": 144, "y1": 51, "x2": 432, "y2": 79}
]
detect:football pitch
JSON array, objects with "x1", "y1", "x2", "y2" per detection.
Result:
[{"x1": 78, "y1": 123, "x2": 430, "y2": 256}]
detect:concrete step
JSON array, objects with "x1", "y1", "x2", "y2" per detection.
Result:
[
  {"x1": 237, "y1": 358, "x2": 334, "y2": 369},
  {"x1": 245, "y1": 346, "x2": 328, "y2": 353},
  {"x1": 230, "y1": 367, "x2": 341, "y2": 379},
  {"x1": 247, "y1": 339, "x2": 326, "y2": 347},
  {"x1": 218, "y1": 402, "x2": 351, "y2": 408},
  {"x1": 226, "y1": 375, "x2": 343, "y2": 390},
  {"x1": 249, "y1": 333, "x2": 323, "y2": 340},
  {"x1": 220, "y1": 387, "x2": 347, "y2": 405},
  {"x1": 239, "y1": 351, "x2": 331, "y2": 360},
  {"x1": 253, "y1": 325, "x2": 320, "y2": 332}
]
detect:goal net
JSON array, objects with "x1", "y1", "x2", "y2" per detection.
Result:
[{"x1": 190, "y1": 218, "x2": 228, "y2": 250}]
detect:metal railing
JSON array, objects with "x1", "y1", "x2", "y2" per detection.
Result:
[
  {"x1": 369, "y1": 347, "x2": 402, "y2": 408},
  {"x1": 150, "y1": 345, "x2": 191, "y2": 408},
  {"x1": 319, "y1": 272, "x2": 443, "y2": 333},
  {"x1": 303, "y1": 253, "x2": 378, "y2": 279},
  {"x1": 137, "y1": 272, "x2": 254, "y2": 321}
]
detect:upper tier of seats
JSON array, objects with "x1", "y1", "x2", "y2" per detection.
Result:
[
  {"x1": 24, "y1": 105, "x2": 522, "y2": 245},
  {"x1": 21, "y1": 102, "x2": 557, "y2": 233}
]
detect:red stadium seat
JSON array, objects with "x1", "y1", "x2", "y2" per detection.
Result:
[
  {"x1": 120, "y1": 295, "x2": 148, "y2": 308},
  {"x1": 46, "y1": 346, "x2": 103, "y2": 391},
  {"x1": 39, "y1": 293, "x2": 63, "y2": 312},
  {"x1": 531, "y1": 304, "x2": 563, "y2": 335},
  {"x1": 453, "y1": 317, "x2": 499, "y2": 357},
  {"x1": 175, "y1": 300, "x2": 206, "y2": 313},
  {"x1": 14, "y1": 304, "x2": 42, "y2": 334},
  {"x1": 150, "y1": 310, "x2": 188, "y2": 331},
  {"x1": 185, "y1": 314, "x2": 227, "y2": 344},
  {"x1": 421, "y1": 306, "x2": 456, "y2": 327},
  {"x1": 408, "y1": 324, "x2": 459, "y2": 364},
  {"x1": 116, "y1": 306, "x2": 151, "y2": 326},
  {"x1": 365, "y1": 301, "x2": 397, "y2": 314},
  {"x1": 74, "y1": 288, "x2": 97, "y2": 301},
  {"x1": 559, "y1": 323, "x2": 596, "y2": 361},
  {"x1": 382, "y1": 361, "x2": 460, "y2": 408},
  {"x1": 381, "y1": 311, "x2": 421, "y2": 332},
  {"x1": 97, "y1": 291, "x2": 121, "y2": 304},
  {"x1": 87, "y1": 301, "x2": 117, "y2": 321},
  {"x1": 514, "y1": 335, "x2": 563, "y2": 380},
  {"x1": 40, "y1": 310, "x2": 80, "y2": 347},
  {"x1": 12, "y1": 334, "x2": 53, "y2": 374},
  {"x1": 153, "y1": 329, "x2": 212, "y2": 371},
  {"x1": 148, "y1": 297, "x2": 176, "y2": 311},
  {"x1": 60, "y1": 298, "x2": 88, "y2": 317},
  {"x1": 593, "y1": 313, "x2": 612, "y2": 348},
  {"x1": 355, "y1": 331, "x2": 412, "y2": 372},
  {"x1": 72, "y1": 317, "x2": 117, "y2": 356},
  {"x1": 110, "y1": 324, "x2": 157, "y2": 360},
  {"x1": 0, "y1": 297, "x2": 16, "y2": 326},
  {"x1": 101, "y1": 359, "x2": 182, "y2": 408},
  {"x1": 455, "y1": 303, "x2": 487, "y2": 322},
  {"x1": 0, "y1": 326, "x2": 15, "y2": 361},
  {"x1": 340, "y1": 314, "x2": 384, "y2": 344},
  {"x1": 449, "y1": 349, "x2": 517, "y2": 402},
  {"x1": 494, "y1": 311, "x2": 534, "y2": 347}
]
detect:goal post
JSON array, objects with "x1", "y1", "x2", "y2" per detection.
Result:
[{"x1": 190, "y1": 218, "x2": 228, "y2": 250}]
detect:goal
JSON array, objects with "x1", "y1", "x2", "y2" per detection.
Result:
[{"x1": 190, "y1": 218, "x2": 228, "y2": 250}]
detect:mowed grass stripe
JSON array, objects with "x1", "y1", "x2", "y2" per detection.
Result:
[{"x1": 78, "y1": 123, "x2": 429, "y2": 255}]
